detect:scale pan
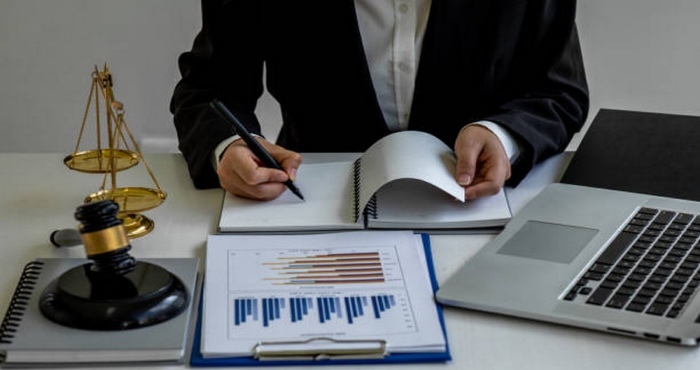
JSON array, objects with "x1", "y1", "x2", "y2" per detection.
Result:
[
  {"x1": 64, "y1": 149, "x2": 139, "y2": 173},
  {"x1": 84, "y1": 187, "x2": 166, "y2": 213}
]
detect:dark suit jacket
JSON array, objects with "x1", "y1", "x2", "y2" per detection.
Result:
[{"x1": 170, "y1": 0, "x2": 589, "y2": 189}]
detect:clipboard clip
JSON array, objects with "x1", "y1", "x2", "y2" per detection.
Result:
[{"x1": 252, "y1": 337, "x2": 387, "y2": 361}]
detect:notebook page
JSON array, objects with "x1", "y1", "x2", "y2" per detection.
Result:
[
  {"x1": 218, "y1": 161, "x2": 361, "y2": 232},
  {"x1": 369, "y1": 179, "x2": 511, "y2": 229},
  {"x1": 356, "y1": 131, "x2": 465, "y2": 216}
]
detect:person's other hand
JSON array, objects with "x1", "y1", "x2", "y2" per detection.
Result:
[
  {"x1": 454, "y1": 124, "x2": 511, "y2": 200},
  {"x1": 217, "y1": 138, "x2": 302, "y2": 201}
]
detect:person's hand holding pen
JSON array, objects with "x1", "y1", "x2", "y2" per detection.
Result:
[
  {"x1": 210, "y1": 100, "x2": 304, "y2": 201},
  {"x1": 217, "y1": 137, "x2": 303, "y2": 201}
]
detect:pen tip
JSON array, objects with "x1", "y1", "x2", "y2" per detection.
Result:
[{"x1": 284, "y1": 180, "x2": 304, "y2": 200}]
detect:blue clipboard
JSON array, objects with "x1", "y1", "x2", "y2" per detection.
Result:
[{"x1": 189, "y1": 233, "x2": 451, "y2": 366}]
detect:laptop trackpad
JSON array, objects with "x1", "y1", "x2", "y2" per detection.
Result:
[{"x1": 497, "y1": 221, "x2": 598, "y2": 264}]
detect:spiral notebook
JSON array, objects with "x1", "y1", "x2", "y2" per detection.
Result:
[
  {"x1": 0, "y1": 258, "x2": 200, "y2": 367},
  {"x1": 218, "y1": 131, "x2": 512, "y2": 233}
]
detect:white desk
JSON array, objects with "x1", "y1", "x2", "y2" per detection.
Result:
[{"x1": 1, "y1": 152, "x2": 697, "y2": 370}]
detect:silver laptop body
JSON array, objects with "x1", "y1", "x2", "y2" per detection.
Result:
[{"x1": 436, "y1": 183, "x2": 700, "y2": 345}]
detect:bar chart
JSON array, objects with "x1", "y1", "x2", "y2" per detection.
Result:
[
  {"x1": 232, "y1": 293, "x2": 401, "y2": 327},
  {"x1": 264, "y1": 251, "x2": 386, "y2": 285},
  {"x1": 229, "y1": 291, "x2": 413, "y2": 339},
  {"x1": 225, "y1": 244, "x2": 417, "y2": 339},
  {"x1": 227, "y1": 245, "x2": 405, "y2": 290}
]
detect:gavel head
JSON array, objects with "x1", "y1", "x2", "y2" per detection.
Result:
[{"x1": 74, "y1": 200, "x2": 136, "y2": 276}]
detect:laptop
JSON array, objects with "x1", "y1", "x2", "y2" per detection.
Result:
[{"x1": 436, "y1": 182, "x2": 700, "y2": 345}]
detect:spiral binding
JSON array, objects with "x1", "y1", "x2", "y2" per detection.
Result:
[
  {"x1": 352, "y1": 158, "x2": 362, "y2": 221},
  {"x1": 0, "y1": 261, "x2": 44, "y2": 344},
  {"x1": 352, "y1": 158, "x2": 379, "y2": 222},
  {"x1": 365, "y1": 194, "x2": 378, "y2": 220}
]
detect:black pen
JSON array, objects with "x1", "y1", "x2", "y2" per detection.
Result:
[{"x1": 210, "y1": 99, "x2": 305, "y2": 200}]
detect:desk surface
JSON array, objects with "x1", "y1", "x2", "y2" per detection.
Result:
[{"x1": 1, "y1": 152, "x2": 698, "y2": 370}]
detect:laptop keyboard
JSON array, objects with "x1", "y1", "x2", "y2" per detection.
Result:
[{"x1": 565, "y1": 207, "x2": 700, "y2": 319}]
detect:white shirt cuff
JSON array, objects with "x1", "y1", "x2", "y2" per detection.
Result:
[
  {"x1": 468, "y1": 120, "x2": 522, "y2": 163},
  {"x1": 212, "y1": 133, "x2": 266, "y2": 170},
  {"x1": 213, "y1": 135, "x2": 241, "y2": 170}
]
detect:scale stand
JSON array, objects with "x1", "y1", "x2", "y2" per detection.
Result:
[{"x1": 63, "y1": 64, "x2": 166, "y2": 238}]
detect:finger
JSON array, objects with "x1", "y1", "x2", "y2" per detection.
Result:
[
  {"x1": 454, "y1": 133, "x2": 484, "y2": 187},
  {"x1": 220, "y1": 167, "x2": 289, "y2": 201},
  {"x1": 464, "y1": 181, "x2": 502, "y2": 200},
  {"x1": 455, "y1": 125, "x2": 512, "y2": 199},
  {"x1": 235, "y1": 180, "x2": 288, "y2": 201},
  {"x1": 261, "y1": 141, "x2": 303, "y2": 181},
  {"x1": 464, "y1": 163, "x2": 509, "y2": 199}
]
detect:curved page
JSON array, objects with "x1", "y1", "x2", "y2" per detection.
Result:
[{"x1": 356, "y1": 131, "x2": 465, "y2": 214}]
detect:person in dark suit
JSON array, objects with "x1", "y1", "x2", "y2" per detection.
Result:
[{"x1": 170, "y1": 0, "x2": 589, "y2": 201}]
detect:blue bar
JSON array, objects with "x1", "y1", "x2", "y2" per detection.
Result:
[
  {"x1": 297, "y1": 298, "x2": 303, "y2": 322},
  {"x1": 290, "y1": 298, "x2": 297, "y2": 323},
  {"x1": 299, "y1": 298, "x2": 303, "y2": 322},
  {"x1": 372, "y1": 296, "x2": 380, "y2": 318},
  {"x1": 317, "y1": 297, "x2": 325, "y2": 323},
  {"x1": 240, "y1": 299, "x2": 247, "y2": 323},
  {"x1": 383, "y1": 295, "x2": 390, "y2": 309},
  {"x1": 377, "y1": 295, "x2": 385, "y2": 312},
  {"x1": 335, "y1": 297, "x2": 342, "y2": 318},
  {"x1": 234, "y1": 299, "x2": 241, "y2": 325},
  {"x1": 323, "y1": 297, "x2": 331, "y2": 322},
  {"x1": 302, "y1": 298, "x2": 309, "y2": 315},
  {"x1": 356, "y1": 296, "x2": 364, "y2": 316},
  {"x1": 247, "y1": 299, "x2": 254, "y2": 323},
  {"x1": 262, "y1": 298, "x2": 269, "y2": 327},
  {"x1": 344, "y1": 296, "x2": 353, "y2": 324},
  {"x1": 329, "y1": 296, "x2": 336, "y2": 313},
  {"x1": 274, "y1": 298, "x2": 281, "y2": 319},
  {"x1": 350, "y1": 296, "x2": 358, "y2": 318},
  {"x1": 252, "y1": 299, "x2": 258, "y2": 321}
]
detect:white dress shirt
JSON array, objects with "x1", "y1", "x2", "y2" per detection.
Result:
[
  {"x1": 216, "y1": 0, "x2": 521, "y2": 166},
  {"x1": 355, "y1": 0, "x2": 521, "y2": 161}
]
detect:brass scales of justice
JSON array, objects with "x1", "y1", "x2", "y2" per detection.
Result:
[{"x1": 63, "y1": 64, "x2": 166, "y2": 238}]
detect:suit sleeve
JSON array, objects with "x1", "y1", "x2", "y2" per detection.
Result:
[
  {"x1": 486, "y1": 1, "x2": 589, "y2": 186},
  {"x1": 170, "y1": 0, "x2": 265, "y2": 189}
]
